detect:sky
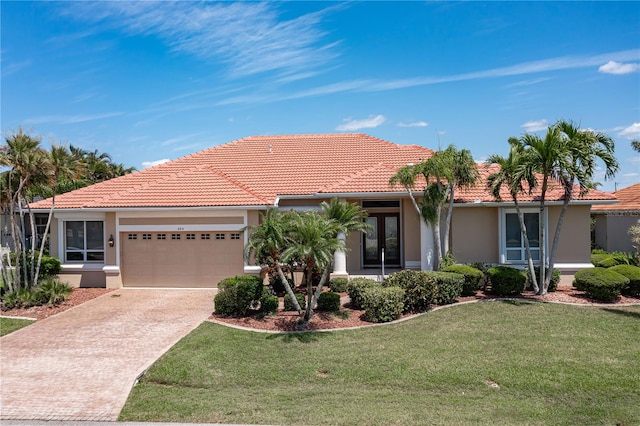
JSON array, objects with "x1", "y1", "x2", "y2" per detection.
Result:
[{"x1": 2, "y1": 1, "x2": 639, "y2": 192}]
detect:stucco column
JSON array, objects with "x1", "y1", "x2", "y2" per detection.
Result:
[
  {"x1": 420, "y1": 220, "x2": 434, "y2": 271},
  {"x1": 332, "y1": 232, "x2": 348, "y2": 278}
]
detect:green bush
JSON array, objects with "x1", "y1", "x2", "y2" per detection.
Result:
[
  {"x1": 593, "y1": 253, "x2": 630, "y2": 268},
  {"x1": 573, "y1": 268, "x2": 629, "y2": 301},
  {"x1": 328, "y1": 277, "x2": 349, "y2": 293},
  {"x1": 431, "y1": 271, "x2": 464, "y2": 305},
  {"x1": 609, "y1": 265, "x2": 640, "y2": 297},
  {"x1": 214, "y1": 275, "x2": 265, "y2": 316},
  {"x1": 346, "y1": 278, "x2": 379, "y2": 309},
  {"x1": 488, "y1": 266, "x2": 526, "y2": 296},
  {"x1": 260, "y1": 295, "x2": 279, "y2": 314},
  {"x1": 317, "y1": 291, "x2": 341, "y2": 312},
  {"x1": 284, "y1": 293, "x2": 306, "y2": 311},
  {"x1": 35, "y1": 278, "x2": 71, "y2": 305},
  {"x1": 442, "y1": 264, "x2": 483, "y2": 296},
  {"x1": 590, "y1": 253, "x2": 609, "y2": 266},
  {"x1": 383, "y1": 270, "x2": 438, "y2": 313},
  {"x1": 525, "y1": 267, "x2": 561, "y2": 292},
  {"x1": 37, "y1": 255, "x2": 62, "y2": 278},
  {"x1": 362, "y1": 285, "x2": 405, "y2": 323}
]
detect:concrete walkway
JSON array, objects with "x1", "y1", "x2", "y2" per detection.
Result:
[{"x1": 1, "y1": 289, "x2": 216, "y2": 422}]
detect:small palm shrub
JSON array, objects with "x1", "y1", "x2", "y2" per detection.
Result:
[
  {"x1": 328, "y1": 277, "x2": 349, "y2": 293},
  {"x1": 609, "y1": 264, "x2": 640, "y2": 297},
  {"x1": 346, "y1": 278, "x2": 379, "y2": 309},
  {"x1": 573, "y1": 268, "x2": 629, "y2": 301},
  {"x1": 442, "y1": 264, "x2": 483, "y2": 296},
  {"x1": 284, "y1": 293, "x2": 306, "y2": 311},
  {"x1": 383, "y1": 270, "x2": 438, "y2": 313},
  {"x1": 35, "y1": 278, "x2": 72, "y2": 305},
  {"x1": 214, "y1": 275, "x2": 264, "y2": 316},
  {"x1": 525, "y1": 267, "x2": 561, "y2": 292},
  {"x1": 362, "y1": 285, "x2": 404, "y2": 323},
  {"x1": 316, "y1": 292, "x2": 341, "y2": 312},
  {"x1": 1, "y1": 288, "x2": 41, "y2": 310},
  {"x1": 261, "y1": 295, "x2": 279, "y2": 314},
  {"x1": 488, "y1": 266, "x2": 526, "y2": 296},
  {"x1": 431, "y1": 271, "x2": 464, "y2": 305}
]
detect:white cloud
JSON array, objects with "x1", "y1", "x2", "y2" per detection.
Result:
[
  {"x1": 24, "y1": 112, "x2": 123, "y2": 125},
  {"x1": 336, "y1": 115, "x2": 386, "y2": 131},
  {"x1": 521, "y1": 119, "x2": 548, "y2": 132},
  {"x1": 141, "y1": 159, "x2": 170, "y2": 168},
  {"x1": 598, "y1": 61, "x2": 640, "y2": 75},
  {"x1": 398, "y1": 121, "x2": 429, "y2": 128},
  {"x1": 617, "y1": 123, "x2": 640, "y2": 139},
  {"x1": 64, "y1": 2, "x2": 343, "y2": 80}
]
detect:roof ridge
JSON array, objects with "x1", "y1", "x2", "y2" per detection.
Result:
[
  {"x1": 319, "y1": 162, "x2": 391, "y2": 193},
  {"x1": 202, "y1": 165, "x2": 271, "y2": 205}
]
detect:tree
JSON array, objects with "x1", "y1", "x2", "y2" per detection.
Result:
[
  {"x1": 389, "y1": 145, "x2": 478, "y2": 270},
  {"x1": 632, "y1": 140, "x2": 640, "y2": 153},
  {"x1": 486, "y1": 140, "x2": 539, "y2": 292},
  {"x1": 514, "y1": 120, "x2": 618, "y2": 294}
]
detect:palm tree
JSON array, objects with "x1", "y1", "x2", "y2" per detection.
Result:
[
  {"x1": 632, "y1": 140, "x2": 640, "y2": 153},
  {"x1": 486, "y1": 140, "x2": 539, "y2": 292},
  {"x1": 243, "y1": 207, "x2": 302, "y2": 313}
]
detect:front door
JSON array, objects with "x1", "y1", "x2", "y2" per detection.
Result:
[{"x1": 363, "y1": 213, "x2": 400, "y2": 267}]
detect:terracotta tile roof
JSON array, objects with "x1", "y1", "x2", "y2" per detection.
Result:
[
  {"x1": 591, "y1": 182, "x2": 640, "y2": 212},
  {"x1": 455, "y1": 164, "x2": 617, "y2": 203},
  {"x1": 30, "y1": 134, "x2": 616, "y2": 209}
]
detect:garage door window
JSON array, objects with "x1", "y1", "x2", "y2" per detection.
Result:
[{"x1": 65, "y1": 221, "x2": 104, "y2": 262}]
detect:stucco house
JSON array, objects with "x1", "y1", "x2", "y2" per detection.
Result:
[
  {"x1": 592, "y1": 182, "x2": 640, "y2": 253},
  {"x1": 29, "y1": 133, "x2": 615, "y2": 288}
]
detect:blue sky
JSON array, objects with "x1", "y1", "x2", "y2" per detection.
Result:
[{"x1": 2, "y1": 1, "x2": 639, "y2": 191}]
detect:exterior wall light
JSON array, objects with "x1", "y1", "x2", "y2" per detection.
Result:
[{"x1": 108, "y1": 235, "x2": 115, "y2": 247}]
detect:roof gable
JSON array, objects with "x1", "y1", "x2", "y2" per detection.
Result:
[{"x1": 591, "y1": 182, "x2": 640, "y2": 212}]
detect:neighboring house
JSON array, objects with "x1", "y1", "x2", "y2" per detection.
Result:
[
  {"x1": 591, "y1": 182, "x2": 640, "y2": 253},
  {"x1": 28, "y1": 133, "x2": 616, "y2": 288}
]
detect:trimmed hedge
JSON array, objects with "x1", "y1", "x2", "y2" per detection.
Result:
[
  {"x1": 261, "y1": 295, "x2": 279, "y2": 314},
  {"x1": 488, "y1": 266, "x2": 526, "y2": 296},
  {"x1": 284, "y1": 293, "x2": 306, "y2": 311},
  {"x1": 525, "y1": 267, "x2": 561, "y2": 292},
  {"x1": 431, "y1": 271, "x2": 464, "y2": 305},
  {"x1": 328, "y1": 277, "x2": 349, "y2": 293},
  {"x1": 609, "y1": 264, "x2": 640, "y2": 297},
  {"x1": 592, "y1": 253, "x2": 630, "y2": 268},
  {"x1": 317, "y1": 291, "x2": 341, "y2": 312},
  {"x1": 346, "y1": 278, "x2": 379, "y2": 309},
  {"x1": 214, "y1": 275, "x2": 265, "y2": 316},
  {"x1": 573, "y1": 268, "x2": 629, "y2": 302},
  {"x1": 383, "y1": 270, "x2": 437, "y2": 313},
  {"x1": 362, "y1": 285, "x2": 405, "y2": 323},
  {"x1": 442, "y1": 264, "x2": 483, "y2": 296}
]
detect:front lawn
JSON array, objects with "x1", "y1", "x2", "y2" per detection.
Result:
[
  {"x1": 120, "y1": 301, "x2": 640, "y2": 425},
  {"x1": 0, "y1": 317, "x2": 35, "y2": 337}
]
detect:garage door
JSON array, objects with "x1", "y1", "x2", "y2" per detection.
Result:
[{"x1": 121, "y1": 231, "x2": 244, "y2": 287}]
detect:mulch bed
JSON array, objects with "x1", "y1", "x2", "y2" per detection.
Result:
[
  {"x1": 210, "y1": 286, "x2": 640, "y2": 332},
  {"x1": 0, "y1": 288, "x2": 114, "y2": 320}
]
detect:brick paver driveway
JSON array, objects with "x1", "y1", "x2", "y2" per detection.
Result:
[{"x1": 1, "y1": 289, "x2": 216, "y2": 421}]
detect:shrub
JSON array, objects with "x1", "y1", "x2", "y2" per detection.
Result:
[
  {"x1": 214, "y1": 275, "x2": 264, "y2": 316},
  {"x1": 316, "y1": 292, "x2": 341, "y2": 312},
  {"x1": 590, "y1": 253, "x2": 609, "y2": 266},
  {"x1": 328, "y1": 277, "x2": 349, "y2": 293},
  {"x1": 37, "y1": 255, "x2": 62, "y2": 278},
  {"x1": 1, "y1": 288, "x2": 39, "y2": 310},
  {"x1": 362, "y1": 285, "x2": 404, "y2": 323},
  {"x1": 284, "y1": 293, "x2": 306, "y2": 311},
  {"x1": 260, "y1": 295, "x2": 279, "y2": 314},
  {"x1": 346, "y1": 278, "x2": 379, "y2": 309},
  {"x1": 442, "y1": 264, "x2": 483, "y2": 296},
  {"x1": 35, "y1": 278, "x2": 72, "y2": 305},
  {"x1": 525, "y1": 267, "x2": 561, "y2": 292},
  {"x1": 609, "y1": 264, "x2": 640, "y2": 297},
  {"x1": 383, "y1": 270, "x2": 437, "y2": 313},
  {"x1": 488, "y1": 266, "x2": 526, "y2": 296},
  {"x1": 573, "y1": 268, "x2": 629, "y2": 301},
  {"x1": 431, "y1": 271, "x2": 464, "y2": 305},
  {"x1": 593, "y1": 253, "x2": 630, "y2": 268}
]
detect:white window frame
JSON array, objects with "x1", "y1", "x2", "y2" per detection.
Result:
[
  {"x1": 64, "y1": 220, "x2": 105, "y2": 263},
  {"x1": 499, "y1": 207, "x2": 548, "y2": 265}
]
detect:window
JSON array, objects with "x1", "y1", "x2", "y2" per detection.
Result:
[
  {"x1": 230, "y1": 233, "x2": 241, "y2": 240},
  {"x1": 201, "y1": 233, "x2": 210, "y2": 240},
  {"x1": 215, "y1": 233, "x2": 225, "y2": 240},
  {"x1": 502, "y1": 210, "x2": 540, "y2": 263},
  {"x1": 157, "y1": 234, "x2": 166, "y2": 240},
  {"x1": 128, "y1": 234, "x2": 137, "y2": 240},
  {"x1": 65, "y1": 221, "x2": 104, "y2": 262},
  {"x1": 171, "y1": 234, "x2": 181, "y2": 240},
  {"x1": 186, "y1": 233, "x2": 196, "y2": 240},
  {"x1": 142, "y1": 233, "x2": 152, "y2": 240}
]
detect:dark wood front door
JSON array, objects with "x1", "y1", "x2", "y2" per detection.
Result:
[{"x1": 363, "y1": 213, "x2": 400, "y2": 267}]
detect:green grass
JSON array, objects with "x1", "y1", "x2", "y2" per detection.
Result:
[
  {"x1": 0, "y1": 317, "x2": 35, "y2": 336},
  {"x1": 120, "y1": 301, "x2": 640, "y2": 425}
]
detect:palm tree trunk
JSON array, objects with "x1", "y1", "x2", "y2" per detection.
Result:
[
  {"x1": 27, "y1": 203, "x2": 37, "y2": 287},
  {"x1": 303, "y1": 267, "x2": 314, "y2": 322},
  {"x1": 311, "y1": 266, "x2": 331, "y2": 310},
  {"x1": 34, "y1": 188, "x2": 57, "y2": 287},
  {"x1": 432, "y1": 209, "x2": 442, "y2": 271},
  {"x1": 538, "y1": 177, "x2": 548, "y2": 295},
  {"x1": 514, "y1": 197, "x2": 538, "y2": 293},
  {"x1": 276, "y1": 262, "x2": 301, "y2": 314},
  {"x1": 443, "y1": 184, "x2": 454, "y2": 255},
  {"x1": 548, "y1": 184, "x2": 572, "y2": 291}
]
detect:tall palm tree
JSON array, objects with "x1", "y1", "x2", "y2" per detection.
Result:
[{"x1": 486, "y1": 140, "x2": 539, "y2": 292}]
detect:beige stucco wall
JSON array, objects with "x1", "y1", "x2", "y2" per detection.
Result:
[
  {"x1": 451, "y1": 207, "x2": 499, "y2": 264},
  {"x1": 105, "y1": 212, "x2": 117, "y2": 266},
  {"x1": 593, "y1": 213, "x2": 638, "y2": 253},
  {"x1": 49, "y1": 217, "x2": 59, "y2": 259},
  {"x1": 402, "y1": 198, "x2": 421, "y2": 266},
  {"x1": 547, "y1": 205, "x2": 591, "y2": 263},
  {"x1": 59, "y1": 270, "x2": 106, "y2": 288}
]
